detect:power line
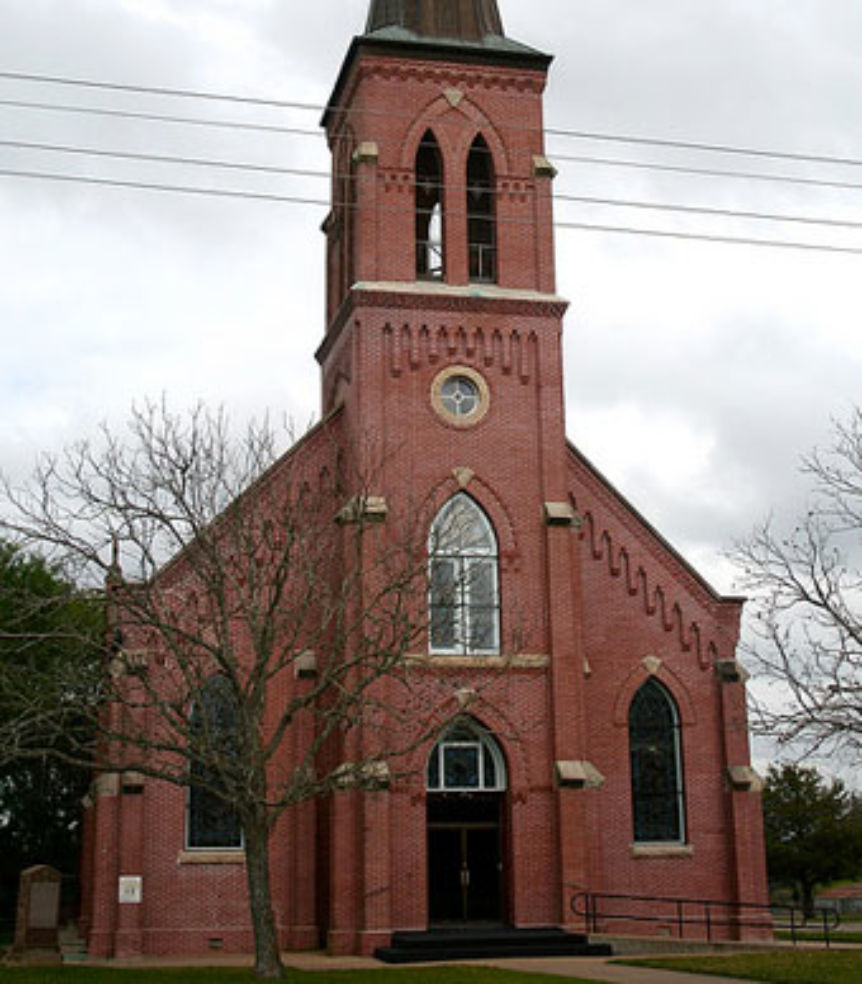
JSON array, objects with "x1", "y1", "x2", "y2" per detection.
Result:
[
  {"x1": 5, "y1": 137, "x2": 862, "y2": 232},
  {"x1": 6, "y1": 97, "x2": 862, "y2": 198},
  {"x1": 551, "y1": 152, "x2": 862, "y2": 194},
  {"x1": 0, "y1": 165, "x2": 330, "y2": 207},
  {"x1": 7, "y1": 82, "x2": 862, "y2": 203},
  {"x1": 554, "y1": 192, "x2": 862, "y2": 232},
  {"x1": 4, "y1": 165, "x2": 862, "y2": 256},
  {"x1": 0, "y1": 70, "x2": 320, "y2": 112},
  {"x1": 554, "y1": 219, "x2": 862, "y2": 256},
  {"x1": 0, "y1": 138, "x2": 329, "y2": 181},
  {"x1": 546, "y1": 125, "x2": 862, "y2": 170},
  {"x1": 5, "y1": 68, "x2": 862, "y2": 173},
  {"x1": 0, "y1": 98, "x2": 322, "y2": 138}
]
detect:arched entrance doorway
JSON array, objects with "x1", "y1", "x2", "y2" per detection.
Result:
[{"x1": 426, "y1": 719, "x2": 507, "y2": 925}]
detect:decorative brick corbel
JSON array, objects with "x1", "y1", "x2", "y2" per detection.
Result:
[
  {"x1": 715, "y1": 659, "x2": 750, "y2": 684},
  {"x1": 94, "y1": 773, "x2": 120, "y2": 798},
  {"x1": 727, "y1": 765, "x2": 764, "y2": 793},
  {"x1": 294, "y1": 650, "x2": 317, "y2": 680},
  {"x1": 336, "y1": 495, "x2": 388, "y2": 524},
  {"x1": 352, "y1": 141, "x2": 379, "y2": 165},
  {"x1": 361, "y1": 761, "x2": 391, "y2": 790},
  {"x1": 121, "y1": 772, "x2": 145, "y2": 795},
  {"x1": 332, "y1": 760, "x2": 391, "y2": 791},
  {"x1": 555, "y1": 760, "x2": 606, "y2": 790},
  {"x1": 533, "y1": 155, "x2": 558, "y2": 179},
  {"x1": 544, "y1": 501, "x2": 582, "y2": 527}
]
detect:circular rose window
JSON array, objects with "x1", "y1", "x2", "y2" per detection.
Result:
[{"x1": 431, "y1": 366, "x2": 490, "y2": 427}]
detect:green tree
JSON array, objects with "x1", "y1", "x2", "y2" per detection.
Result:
[
  {"x1": 0, "y1": 542, "x2": 99, "y2": 931},
  {"x1": 762, "y1": 763, "x2": 862, "y2": 918}
]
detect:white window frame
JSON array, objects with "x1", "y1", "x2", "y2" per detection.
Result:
[
  {"x1": 428, "y1": 493, "x2": 500, "y2": 656},
  {"x1": 426, "y1": 720, "x2": 507, "y2": 792}
]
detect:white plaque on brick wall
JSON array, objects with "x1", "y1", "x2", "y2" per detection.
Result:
[{"x1": 118, "y1": 876, "x2": 143, "y2": 904}]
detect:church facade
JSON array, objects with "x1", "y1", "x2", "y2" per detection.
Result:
[{"x1": 80, "y1": 0, "x2": 769, "y2": 958}]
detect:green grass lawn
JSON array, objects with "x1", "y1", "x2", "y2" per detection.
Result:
[
  {"x1": 623, "y1": 950, "x2": 862, "y2": 984},
  {"x1": 775, "y1": 929, "x2": 862, "y2": 944},
  {"x1": 0, "y1": 968, "x2": 598, "y2": 984}
]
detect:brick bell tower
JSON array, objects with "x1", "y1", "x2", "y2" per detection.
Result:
[
  {"x1": 318, "y1": 0, "x2": 568, "y2": 497},
  {"x1": 317, "y1": 1, "x2": 595, "y2": 954}
]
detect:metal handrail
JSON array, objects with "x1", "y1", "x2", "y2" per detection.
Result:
[{"x1": 571, "y1": 890, "x2": 841, "y2": 948}]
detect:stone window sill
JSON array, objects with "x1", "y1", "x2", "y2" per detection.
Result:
[
  {"x1": 177, "y1": 850, "x2": 245, "y2": 865},
  {"x1": 630, "y1": 843, "x2": 694, "y2": 859},
  {"x1": 406, "y1": 654, "x2": 550, "y2": 669}
]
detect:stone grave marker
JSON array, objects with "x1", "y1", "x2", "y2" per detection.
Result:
[{"x1": 7, "y1": 865, "x2": 62, "y2": 965}]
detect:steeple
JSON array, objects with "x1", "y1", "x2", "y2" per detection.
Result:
[{"x1": 366, "y1": 0, "x2": 504, "y2": 41}]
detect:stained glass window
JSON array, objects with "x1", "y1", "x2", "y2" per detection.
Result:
[
  {"x1": 187, "y1": 675, "x2": 242, "y2": 850},
  {"x1": 429, "y1": 494, "x2": 499, "y2": 655},
  {"x1": 629, "y1": 679, "x2": 685, "y2": 843},
  {"x1": 441, "y1": 376, "x2": 480, "y2": 418}
]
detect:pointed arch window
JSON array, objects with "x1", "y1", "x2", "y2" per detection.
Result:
[
  {"x1": 426, "y1": 719, "x2": 507, "y2": 792},
  {"x1": 467, "y1": 134, "x2": 496, "y2": 283},
  {"x1": 187, "y1": 675, "x2": 242, "y2": 850},
  {"x1": 429, "y1": 494, "x2": 500, "y2": 655},
  {"x1": 629, "y1": 679, "x2": 686, "y2": 843},
  {"x1": 416, "y1": 130, "x2": 445, "y2": 280}
]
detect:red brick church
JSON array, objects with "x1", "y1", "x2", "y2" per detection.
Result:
[{"x1": 80, "y1": 0, "x2": 768, "y2": 959}]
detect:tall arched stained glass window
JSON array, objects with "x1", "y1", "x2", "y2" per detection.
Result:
[
  {"x1": 428, "y1": 494, "x2": 499, "y2": 655},
  {"x1": 187, "y1": 675, "x2": 242, "y2": 850},
  {"x1": 629, "y1": 679, "x2": 685, "y2": 843}
]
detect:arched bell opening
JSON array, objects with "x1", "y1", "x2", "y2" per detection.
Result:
[
  {"x1": 415, "y1": 130, "x2": 445, "y2": 280},
  {"x1": 466, "y1": 134, "x2": 496, "y2": 283}
]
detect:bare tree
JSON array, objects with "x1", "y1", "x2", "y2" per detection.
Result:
[
  {"x1": 734, "y1": 407, "x2": 862, "y2": 757},
  {"x1": 0, "y1": 400, "x2": 463, "y2": 980}
]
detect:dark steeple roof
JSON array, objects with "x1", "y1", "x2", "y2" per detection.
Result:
[
  {"x1": 323, "y1": 1, "x2": 550, "y2": 128},
  {"x1": 366, "y1": 0, "x2": 504, "y2": 41}
]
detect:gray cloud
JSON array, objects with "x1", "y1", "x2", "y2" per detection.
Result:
[{"x1": 2, "y1": 0, "x2": 860, "y2": 606}]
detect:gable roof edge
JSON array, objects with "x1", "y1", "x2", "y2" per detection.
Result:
[{"x1": 566, "y1": 439, "x2": 745, "y2": 608}]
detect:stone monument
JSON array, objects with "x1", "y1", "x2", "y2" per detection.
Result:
[{"x1": 6, "y1": 865, "x2": 62, "y2": 965}]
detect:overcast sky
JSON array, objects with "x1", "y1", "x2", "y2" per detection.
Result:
[{"x1": 2, "y1": 2, "x2": 860, "y2": 627}]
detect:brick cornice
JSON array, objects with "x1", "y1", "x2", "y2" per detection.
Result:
[
  {"x1": 358, "y1": 56, "x2": 547, "y2": 95},
  {"x1": 324, "y1": 38, "x2": 550, "y2": 130},
  {"x1": 353, "y1": 285, "x2": 567, "y2": 317},
  {"x1": 317, "y1": 283, "x2": 568, "y2": 365}
]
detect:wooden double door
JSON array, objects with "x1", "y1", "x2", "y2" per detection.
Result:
[{"x1": 427, "y1": 793, "x2": 505, "y2": 924}]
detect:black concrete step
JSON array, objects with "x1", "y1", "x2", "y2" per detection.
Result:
[{"x1": 375, "y1": 926, "x2": 613, "y2": 963}]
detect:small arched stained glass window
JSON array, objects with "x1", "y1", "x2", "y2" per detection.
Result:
[{"x1": 629, "y1": 679, "x2": 686, "y2": 843}]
